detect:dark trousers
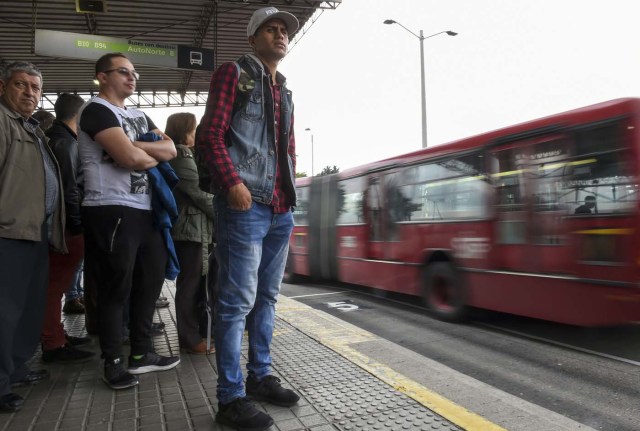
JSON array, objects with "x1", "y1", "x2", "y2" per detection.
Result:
[
  {"x1": 175, "y1": 241, "x2": 207, "y2": 348},
  {"x1": 82, "y1": 205, "x2": 167, "y2": 360},
  {"x1": 83, "y1": 261, "x2": 98, "y2": 334},
  {"x1": 0, "y1": 225, "x2": 49, "y2": 396},
  {"x1": 42, "y1": 233, "x2": 84, "y2": 350}
]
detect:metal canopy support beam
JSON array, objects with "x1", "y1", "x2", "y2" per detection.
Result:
[
  {"x1": 221, "y1": 0, "x2": 341, "y2": 9},
  {"x1": 38, "y1": 91, "x2": 209, "y2": 111},
  {"x1": 84, "y1": 13, "x2": 98, "y2": 34},
  {"x1": 125, "y1": 91, "x2": 210, "y2": 108},
  {"x1": 319, "y1": 1, "x2": 341, "y2": 9}
]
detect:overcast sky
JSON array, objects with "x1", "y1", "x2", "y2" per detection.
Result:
[{"x1": 153, "y1": 0, "x2": 640, "y2": 177}]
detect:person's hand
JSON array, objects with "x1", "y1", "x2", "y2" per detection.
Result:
[{"x1": 227, "y1": 183, "x2": 252, "y2": 211}]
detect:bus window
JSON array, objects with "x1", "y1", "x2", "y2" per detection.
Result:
[
  {"x1": 441, "y1": 153, "x2": 490, "y2": 219},
  {"x1": 293, "y1": 186, "x2": 310, "y2": 225},
  {"x1": 336, "y1": 177, "x2": 365, "y2": 225},
  {"x1": 383, "y1": 172, "x2": 404, "y2": 240},
  {"x1": 386, "y1": 172, "x2": 415, "y2": 223},
  {"x1": 528, "y1": 137, "x2": 571, "y2": 245},
  {"x1": 366, "y1": 177, "x2": 383, "y2": 240},
  {"x1": 398, "y1": 166, "x2": 422, "y2": 221},
  {"x1": 399, "y1": 153, "x2": 490, "y2": 221},
  {"x1": 491, "y1": 147, "x2": 527, "y2": 244},
  {"x1": 529, "y1": 137, "x2": 570, "y2": 212},
  {"x1": 563, "y1": 122, "x2": 638, "y2": 214}
]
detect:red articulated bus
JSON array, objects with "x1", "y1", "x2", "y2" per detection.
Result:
[{"x1": 286, "y1": 98, "x2": 640, "y2": 326}]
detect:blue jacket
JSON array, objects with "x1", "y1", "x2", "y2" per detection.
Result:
[
  {"x1": 139, "y1": 132, "x2": 180, "y2": 280},
  {"x1": 225, "y1": 54, "x2": 296, "y2": 206}
]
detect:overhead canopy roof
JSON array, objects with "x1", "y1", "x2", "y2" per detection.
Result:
[{"x1": 0, "y1": 0, "x2": 340, "y2": 108}]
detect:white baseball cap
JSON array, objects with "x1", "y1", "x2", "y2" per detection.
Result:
[{"x1": 247, "y1": 7, "x2": 299, "y2": 37}]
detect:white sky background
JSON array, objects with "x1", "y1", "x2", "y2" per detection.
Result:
[{"x1": 150, "y1": 0, "x2": 640, "y2": 177}]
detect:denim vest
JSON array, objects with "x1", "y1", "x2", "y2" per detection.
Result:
[{"x1": 227, "y1": 54, "x2": 296, "y2": 207}]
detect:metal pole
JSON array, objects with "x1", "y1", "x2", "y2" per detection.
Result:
[
  {"x1": 385, "y1": 21, "x2": 457, "y2": 149},
  {"x1": 305, "y1": 127, "x2": 315, "y2": 177},
  {"x1": 419, "y1": 30, "x2": 427, "y2": 148}
]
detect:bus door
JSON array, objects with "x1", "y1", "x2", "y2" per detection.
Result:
[
  {"x1": 565, "y1": 120, "x2": 638, "y2": 283},
  {"x1": 490, "y1": 134, "x2": 573, "y2": 273},
  {"x1": 365, "y1": 175, "x2": 385, "y2": 260},
  {"x1": 364, "y1": 172, "x2": 400, "y2": 261}
]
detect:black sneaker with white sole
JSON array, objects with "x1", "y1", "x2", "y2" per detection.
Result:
[
  {"x1": 103, "y1": 357, "x2": 138, "y2": 390},
  {"x1": 215, "y1": 397, "x2": 274, "y2": 431},
  {"x1": 128, "y1": 352, "x2": 180, "y2": 374}
]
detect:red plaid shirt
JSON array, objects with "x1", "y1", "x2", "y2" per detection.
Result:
[{"x1": 198, "y1": 61, "x2": 296, "y2": 213}]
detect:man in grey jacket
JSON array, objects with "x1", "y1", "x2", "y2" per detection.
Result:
[{"x1": 0, "y1": 62, "x2": 66, "y2": 413}]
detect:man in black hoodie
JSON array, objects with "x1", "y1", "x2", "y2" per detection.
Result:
[{"x1": 40, "y1": 93, "x2": 94, "y2": 363}]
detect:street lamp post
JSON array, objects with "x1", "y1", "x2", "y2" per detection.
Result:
[
  {"x1": 383, "y1": 19, "x2": 457, "y2": 148},
  {"x1": 304, "y1": 127, "x2": 314, "y2": 176}
]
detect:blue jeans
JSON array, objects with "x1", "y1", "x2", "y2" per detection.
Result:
[
  {"x1": 65, "y1": 259, "x2": 84, "y2": 302},
  {"x1": 214, "y1": 198, "x2": 293, "y2": 404}
]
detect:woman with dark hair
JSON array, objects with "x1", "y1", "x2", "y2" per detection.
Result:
[{"x1": 166, "y1": 113, "x2": 215, "y2": 354}]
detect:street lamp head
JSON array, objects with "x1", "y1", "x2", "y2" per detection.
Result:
[
  {"x1": 305, "y1": 127, "x2": 311, "y2": 131},
  {"x1": 383, "y1": 19, "x2": 396, "y2": 25},
  {"x1": 446, "y1": 31, "x2": 458, "y2": 36}
]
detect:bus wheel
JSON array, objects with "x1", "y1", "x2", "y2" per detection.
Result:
[{"x1": 422, "y1": 262, "x2": 468, "y2": 322}]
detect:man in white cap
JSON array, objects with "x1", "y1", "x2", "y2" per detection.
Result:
[{"x1": 197, "y1": 6, "x2": 299, "y2": 431}]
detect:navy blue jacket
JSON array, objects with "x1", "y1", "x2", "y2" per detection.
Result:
[{"x1": 139, "y1": 132, "x2": 180, "y2": 280}]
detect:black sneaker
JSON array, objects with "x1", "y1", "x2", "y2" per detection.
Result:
[
  {"x1": 216, "y1": 397, "x2": 274, "y2": 431},
  {"x1": 65, "y1": 334, "x2": 92, "y2": 346},
  {"x1": 42, "y1": 344, "x2": 95, "y2": 363},
  {"x1": 103, "y1": 357, "x2": 138, "y2": 390},
  {"x1": 246, "y1": 375, "x2": 300, "y2": 407},
  {"x1": 128, "y1": 352, "x2": 180, "y2": 374}
]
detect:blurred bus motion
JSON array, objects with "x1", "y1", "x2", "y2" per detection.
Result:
[{"x1": 286, "y1": 98, "x2": 640, "y2": 326}]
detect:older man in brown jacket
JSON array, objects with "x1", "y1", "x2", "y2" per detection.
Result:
[{"x1": 0, "y1": 62, "x2": 66, "y2": 413}]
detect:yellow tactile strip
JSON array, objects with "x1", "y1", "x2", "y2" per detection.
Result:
[{"x1": 277, "y1": 295, "x2": 507, "y2": 431}]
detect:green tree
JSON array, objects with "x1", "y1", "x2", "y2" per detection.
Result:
[
  {"x1": 318, "y1": 165, "x2": 339, "y2": 176},
  {"x1": 295, "y1": 172, "x2": 308, "y2": 178}
]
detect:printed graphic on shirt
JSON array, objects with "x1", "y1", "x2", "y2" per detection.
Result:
[
  {"x1": 131, "y1": 171, "x2": 148, "y2": 194},
  {"x1": 121, "y1": 114, "x2": 148, "y2": 142},
  {"x1": 122, "y1": 115, "x2": 151, "y2": 195}
]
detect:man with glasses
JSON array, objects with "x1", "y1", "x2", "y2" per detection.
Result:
[
  {"x1": 78, "y1": 53, "x2": 179, "y2": 390},
  {"x1": 0, "y1": 62, "x2": 66, "y2": 413}
]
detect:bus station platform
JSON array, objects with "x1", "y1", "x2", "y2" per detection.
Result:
[{"x1": 0, "y1": 283, "x2": 589, "y2": 431}]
